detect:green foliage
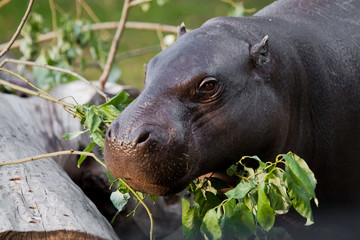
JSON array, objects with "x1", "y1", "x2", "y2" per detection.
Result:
[
  {"x1": 182, "y1": 152, "x2": 318, "y2": 239},
  {"x1": 62, "y1": 91, "x2": 133, "y2": 151},
  {"x1": 19, "y1": 13, "x2": 111, "y2": 90}
]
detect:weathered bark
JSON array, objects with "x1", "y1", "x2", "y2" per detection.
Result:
[{"x1": 0, "y1": 82, "x2": 121, "y2": 239}]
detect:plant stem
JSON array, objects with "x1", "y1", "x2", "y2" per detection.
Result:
[
  {"x1": 119, "y1": 178, "x2": 154, "y2": 240},
  {"x1": 0, "y1": 0, "x2": 34, "y2": 58},
  {"x1": 49, "y1": 0, "x2": 58, "y2": 35},
  {"x1": 129, "y1": 0, "x2": 152, "y2": 7},
  {"x1": 99, "y1": 0, "x2": 131, "y2": 89},
  {"x1": 0, "y1": 21, "x2": 180, "y2": 50},
  {"x1": 0, "y1": 149, "x2": 106, "y2": 169},
  {"x1": 0, "y1": 58, "x2": 109, "y2": 101},
  {"x1": 0, "y1": 79, "x2": 73, "y2": 109}
]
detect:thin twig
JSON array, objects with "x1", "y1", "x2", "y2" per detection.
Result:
[
  {"x1": 0, "y1": 79, "x2": 72, "y2": 107},
  {"x1": 99, "y1": 0, "x2": 131, "y2": 89},
  {"x1": 119, "y1": 178, "x2": 154, "y2": 240},
  {"x1": 0, "y1": 58, "x2": 109, "y2": 101},
  {"x1": 79, "y1": 0, "x2": 101, "y2": 23},
  {"x1": 0, "y1": 0, "x2": 12, "y2": 9},
  {"x1": 0, "y1": 67, "x2": 57, "y2": 101},
  {"x1": 53, "y1": 2, "x2": 66, "y2": 15},
  {"x1": 49, "y1": 0, "x2": 58, "y2": 34},
  {"x1": 0, "y1": 21, "x2": 179, "y2": 50},
  {"x1": 74, "y1": 45, "x2": 161, "y2": 69},
  {"x1": 0, "y1": 0, "x2": 34, "y2": 58},
  {"x1": 0, "y1": 149, "x2": 106, "y2": 169},
  {"x1": 129, "y1": 0, "x2": 152, "y2": 7},
  {"x1": 76, "y1": 0, "x2": 81, "y2": 19},
  {"x1": 0, "y1": 70, "x2": 76, "y2": 116}
]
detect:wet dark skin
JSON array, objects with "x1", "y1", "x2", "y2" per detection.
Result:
[{"x1": 105, "y1": 0, "x2": 360, "y2": 239}]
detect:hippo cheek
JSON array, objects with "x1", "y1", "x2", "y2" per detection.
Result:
[{"x1": 104, "y1": 124, "x2": 192, "y2": 196}]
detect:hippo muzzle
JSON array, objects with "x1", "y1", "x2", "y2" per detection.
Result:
[{"x1": 104, "y1": 95, "x2": 196, "y2": 195}]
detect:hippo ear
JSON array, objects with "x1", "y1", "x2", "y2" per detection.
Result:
[
  {"x1": 250, "y1": 35, "x2": 270, "y2": 65},
  {"x1": 177, "y1": 22, "x2": 187, "y2": 38}
]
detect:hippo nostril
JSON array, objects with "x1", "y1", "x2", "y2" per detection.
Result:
[
  {"x1": 106, "y1": 128, "x2": 112, "y2": 139},
  {"x1": 136, "y1": 131, "x2": 151, "y2": 144}
]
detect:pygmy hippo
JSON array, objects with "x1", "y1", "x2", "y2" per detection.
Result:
[{"x1": 104, "y1": 0, "x2": 360, "y2": 239}]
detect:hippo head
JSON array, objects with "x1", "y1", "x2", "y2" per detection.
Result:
[{"x1": 104, "y1": 18, "x2": 288, "y2": 195}]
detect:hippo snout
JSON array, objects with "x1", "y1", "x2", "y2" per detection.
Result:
[{"x1": 104, "y1": 116, "x2": 192, "y2": 195}]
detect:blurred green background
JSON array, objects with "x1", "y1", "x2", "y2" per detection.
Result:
[{"x1": 0, "y1": 0, "x2": 275, "y2": 90}]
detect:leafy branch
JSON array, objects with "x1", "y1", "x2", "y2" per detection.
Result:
[
  {"x1": 0, "y1": 58, "x2": 109, "y2": 101},
  {"x1": 182, "y1": 153, "x2": 318, "y2": 239},
  {"x1": 0, "y1": 21, "x2": 179, "y2": 51}
]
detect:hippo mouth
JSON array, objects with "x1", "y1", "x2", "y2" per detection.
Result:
[
  {"x1": 121, "y1": 173, "x2": 194, "y2": 196},
  {"x1": 104, "y1": 133, "x2": 196, "y2": 195}
]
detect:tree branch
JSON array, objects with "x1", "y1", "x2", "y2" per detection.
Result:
[
  {"x1": 98, "y1": 0, "x2": 131, "y2": 89},
  {"x1": 0, "y1": 58, "x2": 109, "y2": 101},
  {"x1": 0, "y1": 149, "x2": 106, "y2": 169},
  {"x1": 0, "y1": 0, "x2": 34, "y2": 58},
  {"x1": 0, "y1": 21, "x2": 179, "y2": 50},
  {"x1": 129, "y1": 0, "x2": 152, "y2": 7}
]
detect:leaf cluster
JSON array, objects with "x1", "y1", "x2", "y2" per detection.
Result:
[
  {"x1": 62, "y1": 91, "x2": 133, "y2": 166},
  {"x1": 19, "y1": 13, "x2": 121, "y2": 90},
  {"x1": 182, "y1": 152, "x2": 318, "y2": 240}
]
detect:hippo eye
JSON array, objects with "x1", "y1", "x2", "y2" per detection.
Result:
[{"x1": 198, "y1": 77, "x2": 218, "y2": 94}]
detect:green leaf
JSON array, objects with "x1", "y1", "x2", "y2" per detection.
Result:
[
  {"x1": 225, "y1": 181, "x2": 255, "y2": 199},
  {"x1": 62, "y1": 130, "x2": 87, "y2": 140},
  {"x1": 106, "y1": 170, "x2": 117, "y2": 183},
  {"x1": 110, "y1": 190, "x2": 130, "y2": 212},
  {"x1": 226, "y1": 164, "x2": 238, "y2": 176},
  {"x1": 85, "y1": 106, "x2": 102, "y2": 133},
  {"x1": 91, "y1": 131, "x2": 104, "y2": 148},
  {"x1": 220, "y1": 200, "x2": 255, "y2": 238},
  {"x1": 282, "y1": 153, "x2": 317, "y2": 199},
  {"x1": 77, "y1": 142, "x2": 95, "y2": 168},
  {"x1": 284, "y1": 169, "x2": 314, "y2": 225},
  {"x1": 117, "y1": 178, "x2": 131, "y2": 194},
  {"x1": 100, "y1": 91, "x2": 129, "y2": 108},
  {"x1": 201, "y1": 192, "x2": 223, "y2": 216},
  {"x1": 200, "y1": 208, "x2": 222, "y2": 240},
  {"x1": 182, "y1": 197, "x2": 202, "y2": 240},
  {"x1": 149, "y1": 195, "x2": 159, "y2": 203},
  {"x1": 257, "y1": 182, "x2": 275, "y2": 231},
  {"x1": 98, "y1": 105, "x2": 122, "y2": 122},
  {"x1": 267, "y1": 183, "x2": 291, "y2": 214}
]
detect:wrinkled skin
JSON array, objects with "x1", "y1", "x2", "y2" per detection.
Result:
[{"x1": 105, "y1": 0, "x2": 360, "y2": 239}]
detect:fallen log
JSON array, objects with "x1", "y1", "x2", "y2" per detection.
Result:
[{"x1": 0, "y1": 82, "x2": 121, "y2": 239}]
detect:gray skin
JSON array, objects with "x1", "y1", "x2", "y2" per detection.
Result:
[{"x1": 105, "y1": 0, "x2": 360, "y2": 238}]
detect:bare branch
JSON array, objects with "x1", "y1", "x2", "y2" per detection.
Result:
[
  {"x1": 0, "y1": 58, "x2": 109, "y2": 101},
  {"x1": 99, "y1": 0, "x2": 131, "y2": 89},
  {"x1": 0, "y1": 21, "x2": 179, "y2": 50},
  {"x1": 129, "y1": 0, "x2": 152, "y2": 7},
  {"x1": 79, "y1": 0, "x2": 101, "y2": 23},
  {"x1": 0, "y1": 149, "x2": 106, "y2": 169},
  {"x1": 0, "y1": 0, "x2": 34, "y2": 58},
  {"x1": 0, "y1": 79, "x2": 64, "y2": 105},
  {"x1": 49, "y1": 0, "x2": 58, "y2": 34}
]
